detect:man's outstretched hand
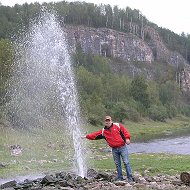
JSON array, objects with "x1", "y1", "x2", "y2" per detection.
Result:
[{"x1": 81, "y1": 136, "x2": 86, "y2": 139}]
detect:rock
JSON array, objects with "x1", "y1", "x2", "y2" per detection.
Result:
[
  {"x1": 135, "y1": 176, "x2": 147, "y2": 183},
  {"x1": 9, "y1": 145, "x2": 22, "y2": 156},
  {"x1": 148, "y1": 181, "x2": 158, "y2": 189},
  {"x1": 1, "y1": 180, "x2": 17, "y2": 189},
  {"x1": 95, "y1": 171, "x2": 109, "y2": 180},
  {"x1": 87, "y1": 168, "x2": 98, "y2": 178},
  {"x1": 75, "y1": 176, "x2": 84, "y2": 182},
  {"x1": 114, "y1": 181, "x2": 127, "y2": 186},
  {"x1": 58, "y1": 180, "x2": 68, "y2": 187},
  {"x1": 172, "y1": 180, "x2": 183, "y2": 186},
  {"x1": 64, "y1": 173, "x2": 76, "y2": 181},
  {"x1": 133, "y1": 183, "x2": 147, "y2": 189},
  {"x1": 56, "y1": 171, "x2": 67, "y2": 179},
  {"x1": 65, "y1": 179, "x2": 75, "y2": 188},
  {"x1": 0, "y1": 162, "x2": 7, "y2": 168},
  {"x1": 42, "y1": 187, "x2": 61, "y2": 190},
  {"x1": 180, "y1": 172, "x2": 190, "y2": 184},
  {"x1": 58, "y1": 188, "x2": 74, "y2": 190},
  {"x1": 41, "y1": 175, "x2": 57, "y2": 185}
]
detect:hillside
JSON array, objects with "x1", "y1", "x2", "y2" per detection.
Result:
[
  {"x1": 0, "y1": 1, "x2": 190, "y2": 92},
  {"x1": 0, "y1": 1, "x2": 190, "y2": 126}
]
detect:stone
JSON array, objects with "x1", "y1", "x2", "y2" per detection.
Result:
[
  {"x1": 180, "y1": 172, "x2": 190, "y2": 184},
  {"x1": 58, "y1": 180, "x2": 68, "y2": 187},
  {"x1": 114, "y1": 181, "x2": 127, "y2": 186},
  {"x1": 87, "y1": 168, "x2": 98, "y2": 178},
  {"x1": 1, "y1": 180, "x2": 17, "y2": 189},
  {"x1": 41, "y1": 175, "x2": 56, "y2": 185},
  {"x1": 95, "y1": 171, "x2": 109, "y2": 180},
  {"x1": 0, "y1": 162, "x2": 6, "y2": 168}
]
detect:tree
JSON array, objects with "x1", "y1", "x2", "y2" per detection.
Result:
[
  {"x1": 102, "y1": 74, "x2": 130, "y2": 103},
  {"x1": 76, "y1": 66, "x2": 103, "y2": 99},
  {"x1": 148, "y1": 105, "x2": 167, "y2": 122},
  {"x1": 159, "y1": 81, "x2": 181, "y2": 105},
  {"x1": 130, "y1": 76, "x2": 150, "y2": 109},
  {"x1": 84, "y1": 93, "x2": 106, "y2": 125}
]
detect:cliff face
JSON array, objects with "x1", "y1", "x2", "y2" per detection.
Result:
[
  {"x1": 144, "y1": 26, "x2": 187, "y2": 67},
  {"x1": 65, "y1": 25, "x2": 153, "y2": 63},
  {"x1": 64, "y1": 25, "x2": 190, "y2": 92}
]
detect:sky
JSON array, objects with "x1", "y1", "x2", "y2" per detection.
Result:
[{"x1": 0, "y1": 0, "x2": 190, "y2": 35}]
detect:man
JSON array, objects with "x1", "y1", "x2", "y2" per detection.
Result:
[{"x1": 82, "y1": 116, "x2": 134, "y2": 182}]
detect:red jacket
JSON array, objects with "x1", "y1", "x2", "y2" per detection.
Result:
[{"x1": 86, "y1": 123, "x2": 131, "y2": 148}]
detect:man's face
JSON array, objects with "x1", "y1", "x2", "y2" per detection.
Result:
[{"x1": 104, "y1": 117, "x2": 112, "y2": 127}]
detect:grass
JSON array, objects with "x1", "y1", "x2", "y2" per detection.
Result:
[
  {"x1": 0, "y1": 116, "x2": 190, "y2": 178},
  {"x1": 130, "y1": 153, "x2": 190, "y2": 175},
  {"x1": 0, "y1": 126, "x2": 74, "y2": 178},
  {"x1": 91, "y1": 153, "x2": 190, "y2": 176}
]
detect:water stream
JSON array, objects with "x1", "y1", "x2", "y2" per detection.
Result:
[{"x1": 129, "y1": 135, "x2": 190, "y2": 155}]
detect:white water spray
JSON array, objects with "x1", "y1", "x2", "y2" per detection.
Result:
[{"x1": 8, "y1": 11, "x2": 87, "y2": 177}]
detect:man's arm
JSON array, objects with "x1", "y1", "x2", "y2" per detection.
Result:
[{"x1": 82, "y1": 130, "x2": 104, "y2": 140}]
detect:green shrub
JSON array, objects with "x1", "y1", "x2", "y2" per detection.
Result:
[
  {"x1": 88, "y1": 114, "x2": 102, "y2": 125},
  {"x1": 85, "y1": 99, "x2": 106, "y2": 125},
  {"x1": 112, "y1": 102, "x2": 141, "y2": 122},
  {"x1": 166, "y1": 104, "x2": 177, "y2": 118},
  {"x1": 126, "y1": 107, "x2": 141, "y2": 122},
  {"x1": 181, "y1": 106, "x2": 190, "y2": 117},
  {"x1": 112, "y1": 102, "x2": 128, "y2": 122},
  {"x1": 148, "y1": 105, "x2": 167, "y2": 122}
]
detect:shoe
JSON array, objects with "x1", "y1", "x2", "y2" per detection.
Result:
[
  {"x1": 128, "y1": 177, "x2": 135, "y2": 182},
  {"x1": 114, "y1": 177, "x2": 124, "y2": 181}
]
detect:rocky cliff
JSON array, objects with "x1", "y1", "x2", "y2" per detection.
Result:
[{"x1": 64, "y1": 25, "x2": 190, "y2": 92}]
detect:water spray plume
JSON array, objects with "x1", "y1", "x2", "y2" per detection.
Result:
[{"x1": 7, "y1": 10, "x2": 87, "y2": 177}]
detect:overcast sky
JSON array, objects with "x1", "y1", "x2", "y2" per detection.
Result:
[{"x1": 1, "y1": 0, "x2": 190, "y2": 35}]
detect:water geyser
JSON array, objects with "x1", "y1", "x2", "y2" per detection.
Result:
[{"x1": 7, "y1": 11, "x2": 87, "y2": 177}]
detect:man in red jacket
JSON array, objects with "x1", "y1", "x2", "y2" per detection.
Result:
[{"x1": 82, "y1": 115, "x2": 134, "y2": 182}]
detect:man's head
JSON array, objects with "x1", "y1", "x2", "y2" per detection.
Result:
[{"x1": 104, "y1": 115, "x2": 112, "y2": 128}]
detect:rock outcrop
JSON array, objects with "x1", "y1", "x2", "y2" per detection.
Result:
[
  {"x1": 65, "y1": 25, "x2": 153, "y2": 63},
  {"x1": 64, "y1": 25, "x2": 190, "y2": 92}
]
